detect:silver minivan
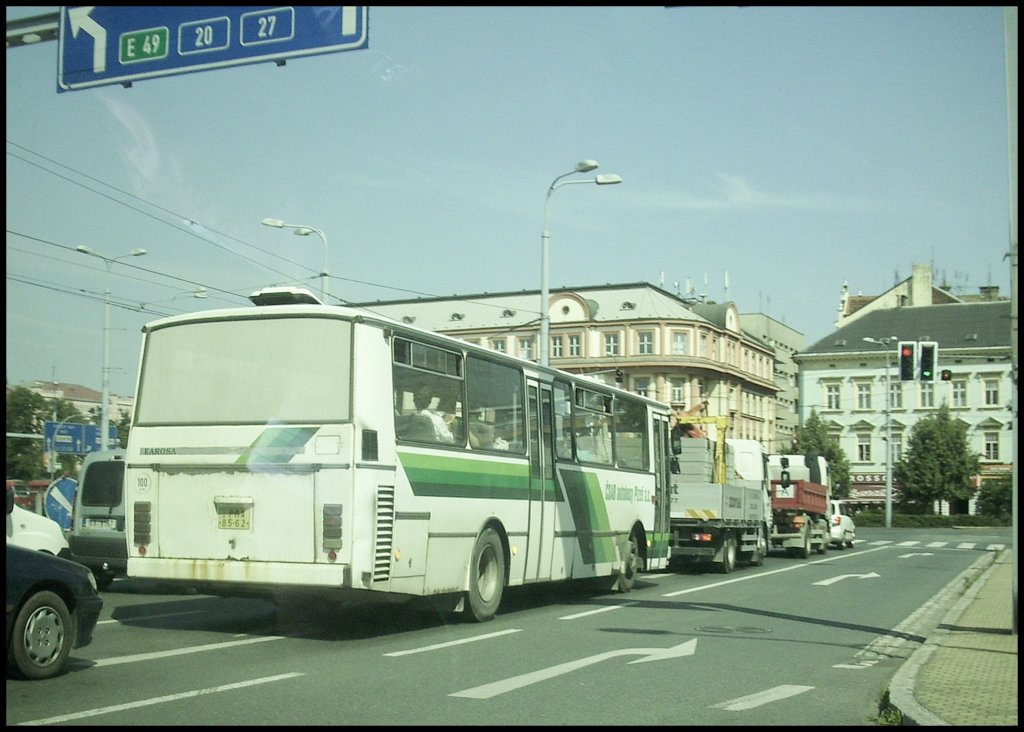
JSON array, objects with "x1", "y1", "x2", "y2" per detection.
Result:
[{"x1": 67, "y1": 449, "x2": 126, "y2": 589}]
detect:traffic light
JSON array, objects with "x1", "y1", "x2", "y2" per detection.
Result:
[
  {"x1": 615, "y1": 368, "x2": 623, "y2": 383},
  {"x1": 897, "y1": 341, "x2": 916, "y2": 381},
  {"x1": 940, "y1": 369, "x2": 953, "y2": 381},
  {"x1": 918, "y1": 341, "x2": 938, "y2": 381}
]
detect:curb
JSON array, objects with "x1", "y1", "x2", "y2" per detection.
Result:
[{"x1": 886, "y1": 551, "x2": 999, "y2": 725}]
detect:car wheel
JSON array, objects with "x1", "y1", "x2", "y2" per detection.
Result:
[{"x1": 8, "y1": 590, "x2": 74, "y2": 680}]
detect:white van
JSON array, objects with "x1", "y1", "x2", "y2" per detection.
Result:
[
  {"x1": 5, "y1": 486, "x2": 70, "y2": 555},
  {"x1": 66, "y1": 450, "x2": 127, "y2": 589}
]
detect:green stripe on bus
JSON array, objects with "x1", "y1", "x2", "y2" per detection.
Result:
[
  {"x1": 237, "y1": 426, "x2": 318, "y2": 464},
  {"x1": 398, "y1": 451, "x2": 563, "y2": 501},
  {"x1": 558, "y1": 469, "x2": 618, "y2": 564}
]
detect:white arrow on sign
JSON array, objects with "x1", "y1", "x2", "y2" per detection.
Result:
[
  {"x1": 898, "y1": 552, "x2": 934, "y2": 559},
  {"x1": 813, "y1": 572, "x2": 880, "y2": 587},
  {"x1": 450, "y1": 638, "x2": 698, "y2": 699},
  {"x1": 69, "y1": 6, "x2": 107, "y2": 74}
]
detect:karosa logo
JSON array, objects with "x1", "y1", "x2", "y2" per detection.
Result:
[{"x1": 140, "y1": 447, "x2": 177, "y2": 455}]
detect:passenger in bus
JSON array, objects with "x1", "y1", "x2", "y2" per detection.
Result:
[
  {"x1": 469, "y1": 421, "x2": 509, "y2": 450},
  {"x1": 414, "y1": 388, "x2": 455, "y2": 443}
]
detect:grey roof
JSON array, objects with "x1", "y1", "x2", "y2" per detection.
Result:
[
  {"x1": 354, "y1": 282, "x2": 714, "y2": 332},
  {"x1": 798, "y1": 301, "x2": 1012, "y2": 357}
]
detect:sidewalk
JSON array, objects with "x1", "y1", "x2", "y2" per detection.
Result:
[{"x1": 887, "y1": 549, "x2": 1017, "y2": 726}]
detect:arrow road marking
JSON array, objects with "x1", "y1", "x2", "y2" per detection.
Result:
[
  {"x1": 898, "y1": 552, "x2": 934, "y2": 558},
  {"x1": 69, "y1": 6, "x2": 107, "y2": 73},
  {"x1": 711, "y1": 684, "x2": 814, "y2": 711},
  {"x1": 813, "y1": 572, "x2": 880, "y2": 586},
  {"x1": 450, "y1": 638, "x2": 698, "y2": 699}
]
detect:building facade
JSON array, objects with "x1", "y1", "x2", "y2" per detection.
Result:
[{"x1": 795, "y1": 298, "x2": 1013, "y2": 510}]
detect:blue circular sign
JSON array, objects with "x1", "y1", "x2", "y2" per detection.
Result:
[{"x1": 44, "y1": 477, "x2": 77, "y2": 531}]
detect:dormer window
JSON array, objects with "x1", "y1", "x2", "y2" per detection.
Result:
[{"x1": 621, "y1": 301, "x2": 636, "y2": 310}]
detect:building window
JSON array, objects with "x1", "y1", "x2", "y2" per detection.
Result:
[
  {"x1": 604, "y1": 333, "x2": 619, "y2": 356},
  {"x1": 984, "y1": 379, "x2": 1000, "y2": 406},
  {"x1": 920, "y1": 382, "x2": 934, "y2": 408},
  {"x1": 983, "y1": 431, "x2": 999, "y2": 460},
  {"x1": 857, "y1": 434, "x2": 871, "y2": 462},
  {"x1": 550, "y1": 336, "x2": 563, "y2": 359},
  {"x1": 637, "y1": 331, "x2": 654, "y2": 355},
  {"x1": 518, "y1": 337, "x2": 534, "y2": 361},
  {"x1": 890, "y1": 381, "x2": 903, "y2": 410},
  {"x1": 951, "y1": 380, "x2": 967, "y2": 407},
  {"x1": 634, "y1": 377, "x2": 650, "y2": 398},
  {"x1": 490, "y1": 337, "x2": 506, "y2": 353},
  {"x1": 826, "y1": 384, "x2": 840, "y2": 410},
  {"x1": 672, "y1": 331, "x2": 689, "y2": 355},
  {"x1": 699, "y1": 334, "x2": 708, "y2": 357},
  {"x1": 568, "y1": 335, "x2": 581, "y2": 357},
  {"x1": 856, "y1": 383, "x2": 871, "y2": 410},
  {"x1": 891, "y1": 434, "x2": 902, "y2": 463},
  {"x1": 671, "y1": 383, "x2": 684, "y2": 403}
]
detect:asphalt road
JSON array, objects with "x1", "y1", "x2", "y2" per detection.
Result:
[{"x1": 6, "y1": 526, "x2": 1011, "y2": 726}]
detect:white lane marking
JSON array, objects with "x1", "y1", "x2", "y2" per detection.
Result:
[
  {"x1": 711, "y1": 684, "x2": 814, "y2": 710},
  {"x1": 98, "y1": 610, "x2": 204, "y2": 624},
  {"x1": 91, "y1": 635, "x2": 285, "y2": 666},
  {"x1": 450, "y1": 639, "x2": 698, "y2": 699},
  {"x1": 926, "y1": 541, "x2": 948, "y2": 548},
  {"x1": 18, "y1": 673, "x2": 304, "y2": 726},
  {"x1": 558, "y1": 600, "x2": 639, "y2": 620},
  {"x1": 383, "y1": 628, "x2": 522, "y2": 656},
  {"x1": 956, "y1": 542, "x2": 975, "y2": 549}
]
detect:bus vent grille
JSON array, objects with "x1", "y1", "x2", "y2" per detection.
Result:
[
  {"x1": 373, "y1": 486, "x2": 395, "y2": 582},
  {"x1": 362, "y1": 430, "x2": 378, "y2": 461}
]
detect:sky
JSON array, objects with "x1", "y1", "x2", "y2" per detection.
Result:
[{"x1": 6, "y1": 6, "x2": 1015, "y2": 399}]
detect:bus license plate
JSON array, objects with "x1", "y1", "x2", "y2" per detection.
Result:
[
  {"x1": 84, "y1": 518, "x2": 116, "y2": 530},
  {"x1": 217, "y1": 507, "x2": 250, "y2": 530}
]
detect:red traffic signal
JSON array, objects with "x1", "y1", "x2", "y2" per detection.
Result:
[{"x1": 897, "y1": 341, "x2": 916, "y2": 381}]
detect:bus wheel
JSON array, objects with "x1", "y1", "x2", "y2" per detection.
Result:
[
  {"x1": 615, "y1": 532, "x2": 640, "y2": 593},
  {"x1": 465, "y1": 528, "x2": 504, "y2": 622}
]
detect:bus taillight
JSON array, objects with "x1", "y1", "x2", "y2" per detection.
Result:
[{"x1": 323, "y1": 504, "x2": 343, "y2": 557}]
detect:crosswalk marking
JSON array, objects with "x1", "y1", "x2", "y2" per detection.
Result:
[{"x1": 864, "y1": 540, "x2": 1005, "y2": 551}]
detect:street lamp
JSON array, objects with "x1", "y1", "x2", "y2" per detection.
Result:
[
  {"x1": 76, "y1": 245, "x2": 147, "y2": 450},
  {"x1": 539, "y1": 160, "x2": 622, "y2": 367},
  {"x1": 863, "y1": 335, "x2": 898, "y2": 529},
  {"x1": 261, "y1": 218, "x2": 330, "y2": 303}
]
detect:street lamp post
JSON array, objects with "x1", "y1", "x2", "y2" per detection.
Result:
[
  {"x1": 863, "y1": 335, "x2": 898, "y2": 528},
  {"x1": 539, "y1": 161, "x2": 622, "y2": 367},
  {"x1": 76, "y1": 245, "x2": 147, "y2": 450},
  {"x1": 261, "y1": 218, "x2": 330, "y2": 303}
]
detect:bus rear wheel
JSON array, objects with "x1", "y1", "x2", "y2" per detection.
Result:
[
  {"x1": 615, "y1": 531, "x2": 640, "y2": 593},
  {"x1": 465, "y1": 528, "x2": 504, "y2": 622}
]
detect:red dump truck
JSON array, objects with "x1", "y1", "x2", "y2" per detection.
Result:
[{"x1": 767, "y1": 454, "x2": 830, "y2": 558}]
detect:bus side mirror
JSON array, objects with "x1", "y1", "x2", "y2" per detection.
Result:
[
  {"x1": 780, "y1": 470, "x2": 790, "y2": 488},
  {"x1": 670, "y1": 456, "x2": 680, "y2": 475},
  {"x1": 671, "y1": 435, "x2": 681, "y2": 455}
]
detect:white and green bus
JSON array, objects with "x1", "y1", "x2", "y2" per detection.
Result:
[{"x1": 124, "y1": 287, "x2": 672, "y2": 621}]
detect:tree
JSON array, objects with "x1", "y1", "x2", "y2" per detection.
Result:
[
  {"x1": 975, "y1": 472, "x2": 1012, "y2": 520},
  {"x1": 5, "y1": 387, "x2": 84, "y2": 480},
  {"x1": 894, "y1": 403, "x2": 980, "y2": 514},
  {"x1": 792, "y1": 409, "x2": 851, "y2": 498}
]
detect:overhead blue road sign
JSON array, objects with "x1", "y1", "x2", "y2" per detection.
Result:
[
  {"x1": 58, "y1": 6, "x2": 368, "y2": 92},
  {"x1": 44, "y1": 421, "x2": 117, "y2": 454},
  {"x1": 45, "y1": 477, "x2": 78, "y2": 531}
]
